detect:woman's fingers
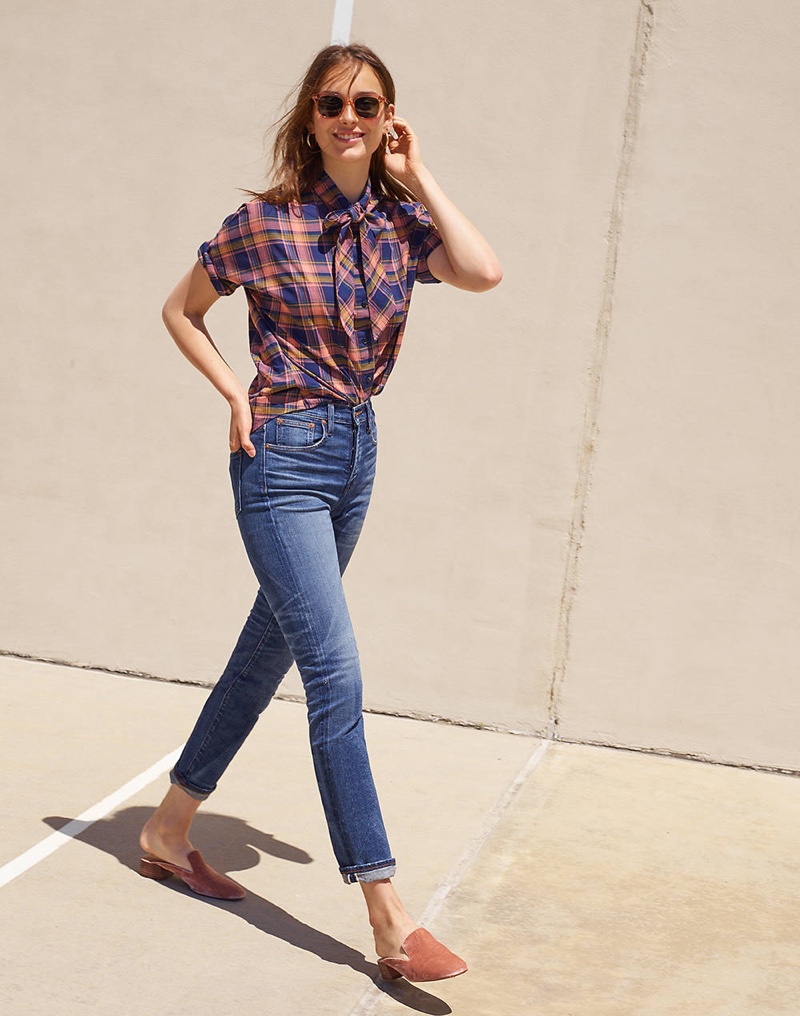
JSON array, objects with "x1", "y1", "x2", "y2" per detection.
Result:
[
  {"x1": 230, "y1": 404, "x2": 256, "y2": 457},
  {"x1": 385, "y1": 117, "x2": 423, "y2": 181},
  {"x1": 241, "y1": 431, "x2": 256, "y2": 457}
]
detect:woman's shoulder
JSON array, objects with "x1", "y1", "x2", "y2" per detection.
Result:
[
  {"x1": 239, "y1": 196, "x2": 289, "y2": 217},
  {"x1": 224, "y1": 191, "x2": 303, "y2": 215},
  {"x1": 222, "y1": 197, "x2": 303, "y2": 230}
]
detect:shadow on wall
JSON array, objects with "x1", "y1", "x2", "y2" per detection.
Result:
[{"x1": 42, "y1": 808, "x2": 453, "y2": 1015}]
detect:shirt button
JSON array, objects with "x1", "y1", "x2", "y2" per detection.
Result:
[{"x1": 360, "y1": 300, "x2": 367, "y2": 308}]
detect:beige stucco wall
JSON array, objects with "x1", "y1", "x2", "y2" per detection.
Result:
[
  {"x1": 555, "y1": 0, "x2": 800, "y2": 771},
  {"x1": 1, "y1": 1, "x2": 798, "y2": 771}
]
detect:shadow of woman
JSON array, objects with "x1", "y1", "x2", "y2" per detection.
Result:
[{"x1": 43, "y1": 809, "x2": 452, "y2": 1015}]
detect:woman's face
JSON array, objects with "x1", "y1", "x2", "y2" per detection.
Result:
[{"x1": 309, "y1": 62, "x2": 394, "y2": 174}]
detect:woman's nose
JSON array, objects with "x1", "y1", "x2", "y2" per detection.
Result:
[{"x1": 339, "y1": 99, "x2": 358, "y2": 123}]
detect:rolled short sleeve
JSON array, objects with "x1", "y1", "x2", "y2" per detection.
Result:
[
  {"x1": 198, "y1": 204, "x2": 259, "y2": 296},
  {"x1": 409, "y1": 204, "x2": 443, "y2": 285}
]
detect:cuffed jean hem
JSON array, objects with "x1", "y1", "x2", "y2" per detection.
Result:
[
  {"x1": 169, "y1": 768, "x2": 212, "y2": 802},
  {"x1": 340, "y1": 859, "x2": 397, "y2": 885}
]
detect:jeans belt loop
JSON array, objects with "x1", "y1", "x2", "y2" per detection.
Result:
[
  {"x1": 354, "y1": 400, "x2": 367, "y2": 431},
  {"x1": 327, "y1": 401, "x2": 335, "y2": 435}
]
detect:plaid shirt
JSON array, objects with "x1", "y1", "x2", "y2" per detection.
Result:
[{"x1": 199, "y1": 171, "x2": 442, "y2": 430}]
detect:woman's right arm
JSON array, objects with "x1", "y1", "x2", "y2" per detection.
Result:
[{"x1": 162, "y1": 261, "x2": 256, "y2": 457}]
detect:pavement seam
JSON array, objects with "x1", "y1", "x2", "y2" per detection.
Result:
[{"x1": 347, "y1": 738, "x2": 551, "y2": 1015}]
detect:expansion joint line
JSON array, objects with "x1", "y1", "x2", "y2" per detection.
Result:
[{"x1": 547, "y1": 0, "x2": 656, "y2": 737}]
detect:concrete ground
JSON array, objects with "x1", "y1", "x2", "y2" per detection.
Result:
[{"x1": 2, "y1": 656, "x2": 799, "y2": 1016}]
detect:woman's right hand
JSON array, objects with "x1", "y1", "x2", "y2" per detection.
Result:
[{"x1": 229, "y1": 398, "x2": 256, "y2": 457}]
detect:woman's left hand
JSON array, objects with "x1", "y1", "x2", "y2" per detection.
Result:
[
  {"x1": 386, "y1": 122, "x2": 503, "y2": 293},
  {"x1": 384, "y1": 117, "x2": 424, "y2": 191}
]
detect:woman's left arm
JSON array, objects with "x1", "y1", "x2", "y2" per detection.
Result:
[{"x1": 386, "y1": 116, "x2": 503, "y2": 293}]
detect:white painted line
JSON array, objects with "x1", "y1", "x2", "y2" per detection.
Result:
[
  {"x1": 0, "y1": 745, "x2": 184, "y2": 890},
  {"x1": 330, "y1": 0, "x2": 354, "y2": 45},
  {"x1": 348, "y1": 738, "x2": 551, "y2": 1014}
]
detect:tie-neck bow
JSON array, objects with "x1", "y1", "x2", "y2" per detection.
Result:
[
  {"x1": 320, "y1": 198, "x2": 396, "y2": 346},
  {"x1": 323, "y1": 205, "x2": 388, "y2": 240}
]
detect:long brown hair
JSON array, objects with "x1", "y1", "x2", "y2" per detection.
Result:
[{"x1": 250, "y1": 45, "x2": 415, "y2": 205}]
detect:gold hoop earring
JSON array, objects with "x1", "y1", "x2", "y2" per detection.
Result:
[
  {"x1": 384, "y1": 132, "x2": 391, "y2": 152},
  {"x1": 306, "y1": 131, "x2": 316, "y2": 149}
]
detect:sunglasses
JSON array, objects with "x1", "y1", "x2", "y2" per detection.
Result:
[{"x1": 312, "y1": 92, "x2": 387, "y2": 119}]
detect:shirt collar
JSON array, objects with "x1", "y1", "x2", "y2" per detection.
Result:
[{"x1": 310, "y1": 171, "x2": 374, "y2": 216}]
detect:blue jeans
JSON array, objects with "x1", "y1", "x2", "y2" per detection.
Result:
[{"x1": 170, "y1": 400, "x2": 395, "y2": 884}]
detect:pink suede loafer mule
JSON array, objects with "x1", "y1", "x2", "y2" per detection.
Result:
[
  {"x1": 377, "y1": 928, "x2": 468, "y2": 983},
  {"x1": 139, "y1": 849, "x2": 246, "y2": 900}
]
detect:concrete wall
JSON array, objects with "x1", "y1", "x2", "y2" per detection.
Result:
[
  {"x1": 2, "y1": 1, "x2": 798, "y2": 772},
  {"x1": 555, "y1": 1, "x2": 800, "y2": 772}
]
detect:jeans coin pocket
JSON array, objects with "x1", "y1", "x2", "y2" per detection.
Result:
[{"x1": 271, "y1": 412, "x2": 327, "y2": 449}]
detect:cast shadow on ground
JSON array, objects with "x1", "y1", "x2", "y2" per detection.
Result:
[{"x1": 43, "y1": 809, "x2": 452, "y2": 1016}]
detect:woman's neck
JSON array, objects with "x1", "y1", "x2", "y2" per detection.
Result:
[{"x1": 322, "y1": 160, "x2": 370, "y2": 204}]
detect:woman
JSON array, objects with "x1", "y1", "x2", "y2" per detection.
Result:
[{"x1": 139, "y1": 43, "x2": 501, "y2": 983}]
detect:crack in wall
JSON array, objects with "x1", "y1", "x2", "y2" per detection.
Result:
[{"x1": 547, "y1": 0, "x2": 656, "y2": 737}]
